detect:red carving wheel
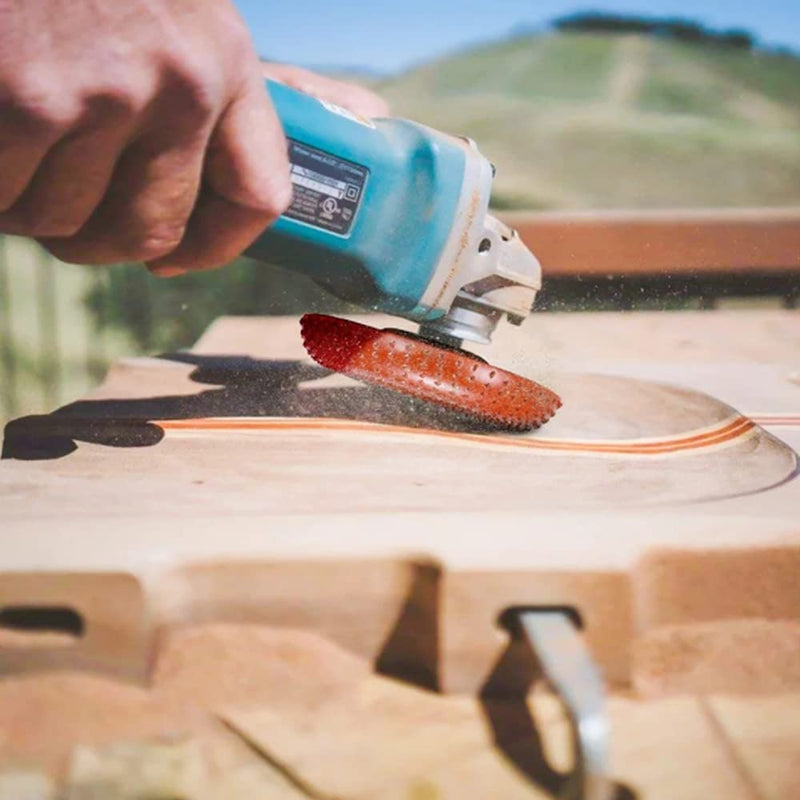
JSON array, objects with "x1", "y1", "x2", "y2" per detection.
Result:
[{"x1": 300, "y1": 314, "x2": 561, "y2": 431}]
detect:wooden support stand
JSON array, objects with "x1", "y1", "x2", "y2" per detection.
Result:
[{"x1": 1, "y1": 309, "x2": 799, "y2": 797}]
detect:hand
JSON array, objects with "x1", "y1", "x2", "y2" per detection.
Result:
[
  {"x1": 0, "y1": 0, "x2": 292, "y2": 274},
  {"x1": 261, "y1": 63, "x2": 390, "y2": 119}
]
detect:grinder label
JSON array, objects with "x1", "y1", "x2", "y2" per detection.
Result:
[{"x1": 284, "y1": 139, "x2": 368, "y2": 236}]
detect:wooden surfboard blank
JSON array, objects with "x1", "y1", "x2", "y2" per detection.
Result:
[{"x1": 2, "y1": 339, "x2": 794, "y2": 514}]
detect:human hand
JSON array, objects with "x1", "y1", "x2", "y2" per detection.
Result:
[{"x1": 0, "y1": 0, "x2": 291, "y2": 274}]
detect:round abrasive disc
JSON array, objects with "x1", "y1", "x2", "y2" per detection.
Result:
[{"x1": 300, "y1": 314, "x2": 561, "y2": 431}]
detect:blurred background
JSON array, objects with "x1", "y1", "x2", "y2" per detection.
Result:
[{"x1": 1, "y1": 0, "x2": 799, "y2": 423}]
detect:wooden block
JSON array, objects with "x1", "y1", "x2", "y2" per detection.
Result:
[
  {"x1": 1, "y1": 312, "x2": 799, "y2": 695},
  {"x1": 633, "y1": 619, "x2": 800, "y2": 696},
  {"x1": 441, "y1": 570, "x2": 633, "y2": 692},
  {"x1": 222, "y1": 676, "x2": 493, "y2": 797},
  {"x1": 152, "y1": 624, "x2": 370, "y2": 711},
  {"x1": 635, "y1": 547, "x2": 800, "y2": 628},
  {"x1": 609, "y1": 696, "x2": 754, "y2": 800},
  {"x1": 152, "y1": 560, "x2": 433, "y2": 676},
  {"x1": 0, "y1": 625, "x2": 367, "y2": 779},
  {"x1": 201, "y1": 726, "x2": 307, "y2": 800},
  {"x1": 222, "y1": 667, "x2": 764, "y2": 800},
  {"x1": 222, "y1": 674, "x2": 572, "y2": 799},
  {"x1": 0, "y1": 573, "x2": 150, "y2": 683},
  {"x1": 4, "y1": 623, "x2": 800, "y2": 800},
  {"x1": 0, "y1": 673, "x2": 198, "y2": 778},
  {"x1": 375, "y1": 748, "x2": 553, "y2": 800},
  {"x1": 707, "y1": 693, "x2": 800, "y2": 800}
]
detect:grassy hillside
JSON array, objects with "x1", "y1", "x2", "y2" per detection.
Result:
[{"x1": 377, "y1": 33, "x2": 800, "y2": 209}]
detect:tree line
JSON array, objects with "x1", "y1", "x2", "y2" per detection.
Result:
[{"x1": 553, "y1": 11, "x2": 756, "y2": 50}]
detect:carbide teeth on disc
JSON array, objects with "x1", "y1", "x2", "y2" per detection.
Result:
[{"x1": 300, "y1": 314, "x2": 561, "y2": 431}]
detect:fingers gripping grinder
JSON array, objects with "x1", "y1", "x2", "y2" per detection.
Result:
[{"x1": 246, "y1": 82, "x2": 560, "y2": 429}]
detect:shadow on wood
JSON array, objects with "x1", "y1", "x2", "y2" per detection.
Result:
[
  {"x1": 374, "y1": 560, "x2": 441, "y2": 692},
  {"x1": 1, "y1": 353, "x2": 504, "y2": 461}
]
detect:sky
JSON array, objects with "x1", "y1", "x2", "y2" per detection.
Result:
[{"x1": 235, "y1": 0, "x2": 800, "y2": 73}]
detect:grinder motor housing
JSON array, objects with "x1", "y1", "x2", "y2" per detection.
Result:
[{"x1": 246, "y1": 81, "x2": 542, "y2": 345}]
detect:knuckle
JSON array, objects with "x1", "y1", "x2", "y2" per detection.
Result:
[
  {"x1": 82, "y1": 85, "x2": 143, "y2": 124},
  {"x1": 128, "y1": 225, "x2": 185, "y2": 261},
  {"x1": 161, "y1": 57, "x2": 222, "y2": 120},
  {"x1": 37, "y1": 240, "x2": 73, "y2": 264},
  {"x1": 0, "y1": 71, "x2": 78, "y2": 136},
  {"x1": 215, "y1": 11, "x2": 253, "y2": 52}
]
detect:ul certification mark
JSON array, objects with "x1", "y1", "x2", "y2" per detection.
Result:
[{"x1": 284, "y1": 140, "x2": 369, "y2": 236}]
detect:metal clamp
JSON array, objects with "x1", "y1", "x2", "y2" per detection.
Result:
[{"x1": 516, "y1": 609, "x2": 611, "y2": 800}]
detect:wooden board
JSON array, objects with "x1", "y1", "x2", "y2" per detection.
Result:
[
  {"x1": 1, "y1": 311, "x2": 799, "y2": 695},
  {"x1": 1, "y1": 624, "x2": 799, "y2": 799},
  {"x1": 504, "y1": 208, "x2": 800, "y2": 276},
  {"x1": 2, "y1": 357, "x2": 793, "y2": 511}
]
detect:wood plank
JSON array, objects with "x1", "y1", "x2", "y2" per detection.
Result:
[
  {"x1": 706, "y1": 693, "x2": 800, "y2": 800},
  {"x1": 0, "y1": 625, "x2": 368, "y2": 779},
  {"x1": 609, "y1": 696, "x2": 758, "y2": 800},
  {"x1": 504, "y1": 208, "x2": 800, "y2": 276},
  {"x1": 1, "y1": 623, "x2": 797, "y2": 799},
  {"x1": 633, "y1": 620, "x2": 800, "y2": 696},
  {"x1": 2, "y1": 303, "x2": 799, "y2": 796},
  {"x1": 223, "y1": 679, "x2": 759, "y2": 800},
  {"x1": 1, "y1": 312, "x2": 799, "y2": 693}
]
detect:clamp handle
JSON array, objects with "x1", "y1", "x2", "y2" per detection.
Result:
[{"x1": 504, "y1": 608, "x2": 612, "y2": 800}]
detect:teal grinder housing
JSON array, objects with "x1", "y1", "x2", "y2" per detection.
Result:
[{"x1": 246, "y1": 81, "x2": 542, "y2": 346}]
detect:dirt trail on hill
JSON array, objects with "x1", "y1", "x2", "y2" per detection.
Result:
[{"x1": 608, "y1": 35, "x2": 649, "y2": 107}]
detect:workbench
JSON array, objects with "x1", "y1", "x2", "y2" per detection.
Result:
[{"x1": 1, "y1": 308, "x2": 799, "y2": 799}]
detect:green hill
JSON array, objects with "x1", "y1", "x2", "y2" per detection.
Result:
[{"x1": 376, "y1": 33, "x2": 800, "y2": 210}]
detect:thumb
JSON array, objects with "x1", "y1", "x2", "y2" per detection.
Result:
[{"x1": 204, "y1": 73, "x2": 292, "y2": 217}]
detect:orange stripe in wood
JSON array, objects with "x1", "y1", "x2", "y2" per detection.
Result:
[
  {"x1": 750, "y1": 415, "x2": 800, "y2": 426},
  {"x1": 157, "y1": 415, "x2": 756, "y2": 456}
]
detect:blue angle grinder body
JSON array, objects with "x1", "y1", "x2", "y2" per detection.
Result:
[{"x1": 247, "y1": 80, "x2": 542, "y2": 347}]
